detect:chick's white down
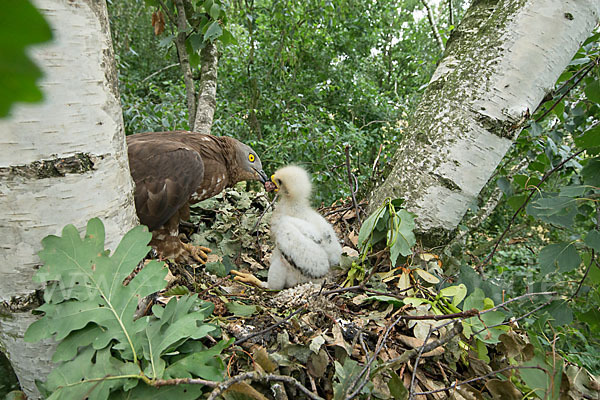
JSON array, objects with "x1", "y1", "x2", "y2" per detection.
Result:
[{"x1": 267, "y1": 166, "x2": 342, "y2": 290}]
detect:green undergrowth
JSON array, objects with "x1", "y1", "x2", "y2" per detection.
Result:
[{"x1": 25, "y1": 218, "x2": 230, "y2": 399}]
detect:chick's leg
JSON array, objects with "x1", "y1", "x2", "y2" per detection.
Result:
[{"x1": 231, "y1": 270, "x2": 268, "y2": 289}]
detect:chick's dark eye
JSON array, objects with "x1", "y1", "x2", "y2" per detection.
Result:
[{"x1": 248, "y1": 154, "x2": 255, "y2": 162}]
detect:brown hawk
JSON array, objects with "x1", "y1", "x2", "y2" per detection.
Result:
[{"x1": 127, "y1": 131, "x2": 268, "y2": 263}]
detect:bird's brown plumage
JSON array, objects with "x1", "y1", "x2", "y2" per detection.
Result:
[{"x1": 127, "y1": 131, "x2": 268, "y2": 263}]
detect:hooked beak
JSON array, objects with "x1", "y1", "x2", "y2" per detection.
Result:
[{"x1": 254, "y1": 168, "x2": 269, "y2": 184}]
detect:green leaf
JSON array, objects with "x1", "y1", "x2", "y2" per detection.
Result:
[
  {"x1": 220, "y1": 29, "x2": 238, "y2": 46},
  {"x1": 204, "y1": 21, "x2": 223, "y2": 42},
  {"x1": 513, "y1": 174, "x2": 541, "y2": 189},
  {"x1": 0, "y1": 0, "x2": 52, "y2": 117},
  {"x1": 162, "y1": 285, "x2": 191, "y2": 296},
  {"x1": 52, "y1": 324, "x2": 104, "y2": 362},
  {"x1": 538, "y1": 242, "x2": 581, "y2": 275},
  {"x1": 584, "y1": 230, "x2": 600, "y2": 252},
  {"x1": 27, "y1": 219, "x2": 166, "y2": 351},
  {"x1": 141, "y1": 296, "x2": 218, "y2": 379},
  {"x1": 462, "y1": 289, "x2": 506, "y2": 344},
  {"x1": 388, "y1": 371, "x2": 408, "y2": 400},
  {"x1": 558, "y1": 185, "x2": 589, "y2": 197},
  {"x1": 577, "y1": 308, "x2": 600, "y2": 331},
  {"x1": 521, "y1": 355, "x2": 550, "y2": 398},
  {"x1": 575, "y1": 125, "x2": 600, "y2": 149},
  {"x1": 165, "y1": 339, "x2": 231, "y2": 381},
  {"x1": 526, "y1": 193, "x2": 578, "y2": 228},
  {"x1": 584, "y1": 78, "x2": 600, "y2": 103},
  {"x1": 388, "y1": 210, "x2": 416, "y2": 265},
  {"x1": 507, "y1": 194, "x2": 528, "y2": 211},
  {"x1": 44, "y1": 347, "x2": 139, "y2": 399},
  {"x1": 497, "y1": 177, "x2": 513, "y2": 197},
  {"x1": 226, "y1": 301, "x2": 257, "y2": 317},
  {"x1": 209, "y1": 3, "x2": 221, "y2": 19},
  {"x1": 545, "y1": 300, "x2": 573, "y2": 326},
  {"x1": 25, "y1": 218, "x2": 228, "y2": 398},
  {"x1": 458, "y1": 265, "x2": 503, "y2": 305},
  {"x1": 358, "y1": 204, "x2": 387, "y2": 250},
  {"x1": 439, "y1": 284, "x2": 467, "y2": 306},
  {"x1": 413, "y1": 268, "x2": 439, "y2": 284},
  {"x1": 582, "y1": 157, "x2": 600, "y2": 186},
  {"x1": 333, "y1": 358, "x2": 371, "y2": 400}
]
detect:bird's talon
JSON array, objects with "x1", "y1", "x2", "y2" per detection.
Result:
[
  {"x1": 181, "y1": 242, "x2": 211, "y2": 264},
  {"x1": 231, "y1": 270, "x2": 266, "y2": 288}
]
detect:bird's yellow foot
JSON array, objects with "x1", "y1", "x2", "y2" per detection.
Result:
[
  {"x1": 231, "y1": 270, "x2": 267, "y2": 289},
  {"x1": 179, "y1": 242, "x2": 211, "y2": 264}
]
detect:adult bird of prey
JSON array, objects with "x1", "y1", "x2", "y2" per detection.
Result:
[
  {"x1": 127, "y1": 131, "x2": 269, "y2": 264},
  {"x1": 233, "y1": 165, "x2": 341, "y2": 289}
]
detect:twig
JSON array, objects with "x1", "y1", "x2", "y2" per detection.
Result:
[
  {"x1": 358, "y1": 120, "x2": 389, "y2": 130},
  {"x1": 535, "y1": 58, "x2": 598, "y2": 122},
  {"x1": 408, "y1": 326, "x2": 433, "y2": 400},
  {"x1": 479, "y1": 291, "x2": 556, "y2": 315},
  {"x1": 570, "y1": 249, "x2": 595, "y2": 300},
  {"x1": 141, "y1": 63, "x2": 180, "y2": 83},
  {"x1": 386, "y1": 322, "x2": 462, "y2": 370},
  {"x1": 371, "y1": 143, "x2": 383, "y2": 179},
  {"x1": 470, "y1": 298, "x2": 554, "y2": 338},
  {"x1": 345, "y1": 145, "x2": 363, "y2": 225},
  {"x1": 154, "y1": 377, "x2": 217, "y2": 387},
  {"x1": 344, "y1": 312, "x2": 407, "y2": 399},
  {"x1": 478, "y1": 150, "x2": 584, "y2": 269},
  {"x1": 322, "y1": 284, "x2": 414, "y2": 300},
  {"x1": 402, "y1": 309, "x2": 478, "y2": 321},
  {"x1": 252, "y1": 192, "x2": 278, "y2": 234},
  {"x1": 233, "y1": 305, "x2": 307, "y2": 346},
  {"x1": 253, "y1": 191, "x2": 278, "y2": 261},
  {"x1": 207, "y1": 372, "x2": 323, "y2": 400},
  {"x1": 412, "y1": 365, "x2": 546, "y2": 396}
]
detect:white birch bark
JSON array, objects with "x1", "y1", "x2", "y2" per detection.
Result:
[
  {"x1": 193, "y1": 41, "x2": 219, "y2": 134},
  {"x1": 0, "y1": 0, "x2": 138, "y2": 397},
  {"x1": 369, "y1": 0, "x2": 600, "y2": 245}
]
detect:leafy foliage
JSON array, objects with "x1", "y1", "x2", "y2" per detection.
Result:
[
  {"x1": 108, "y1": 0, "x2": 441, "y2": 204},
  {"x1": 358, "y1": 198, "x2": 416, "y2": 266},
  {"x1": 461, "y1": 31, "x2": 600, "y2": 375},
  {"x1": 25, "y1": 218, "x2": 228, "y2": 399},
  {"x1": 0, "y1": 0, "x2": 52, "y2": 116}
]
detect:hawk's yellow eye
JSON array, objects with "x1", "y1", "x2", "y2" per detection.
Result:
[{"x1": 248, "y1": 154, "x2": 255, "y2": 162}]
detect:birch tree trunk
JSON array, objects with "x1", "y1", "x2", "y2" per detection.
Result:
[
  {"x1": 368, "y1": 0, "x2": 600, "y2": 246},
  {"x1": 193, "y1": 41, "x2": 219, "y2": 133},
  {"x1": 0, "y1": 1, "x2": 138, "y2": 397}
]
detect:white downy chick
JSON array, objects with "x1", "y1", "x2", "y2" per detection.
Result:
[{"x1": 266, "y1": 166, "x2": 341, "y2": 289}]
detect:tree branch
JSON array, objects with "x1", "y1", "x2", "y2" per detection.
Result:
[
  {"x1": 207, "y1": 372, "x2": 323, "y2": 400},
  {"x1": 421, "y1": 0, "x2": 444, "y2": 51},
  {"x1": 345, "y1": 145, "x2": 362, "y2": 225},
  {"x1": 413, "y1": 365, "x2": 546, "y2": 396},
  {"x1": 478, "y1": 150, "x2": 584, "y2": 269}
]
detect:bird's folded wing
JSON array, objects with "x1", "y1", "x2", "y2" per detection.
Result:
[
  {"x1": 127, "y1": 138, "x2": 205, "y2": 230},
  {"x1": 272, "y1": 215, "x2": 330, "y2": 278}
]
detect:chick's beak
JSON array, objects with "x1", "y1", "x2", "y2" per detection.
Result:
[{"x1": 270, "y1": 174, "x2": 279, "y2": 192}]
